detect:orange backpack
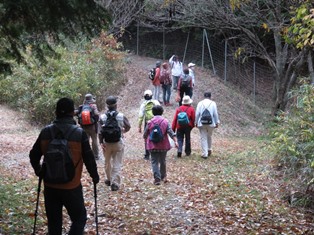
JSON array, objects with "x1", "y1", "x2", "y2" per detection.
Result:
[{"x1": 79, "y1": 104, "x2": 95, "y2": 125}]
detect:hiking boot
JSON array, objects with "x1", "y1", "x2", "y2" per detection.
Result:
[
  {"x1": 162, "y1": 177, "x2": 168, "y2": 183},
  {"x1": 177, "y1": 152, "x2": 182, "y2": 158},
  {"x1": 154, "y1": 179, "x2": 161, "y2": 185},
  {"x1": 143, "y1": 155, "x2": 150, "y2": 160},
  {"x1": 105, "y1": 180, "x2": 111, "y2": 186},
  {"x1": 186, "y1": 152, "x2": 191, "y2": 156},
  {"x1": 111, "y1": 184, "x2": 119, "y2": 191},
  {"x1": 201, "y1": 155, "x2": 208, "y2": 159},
  {"x1": 208, "y1": 150, "x2": 212, "y2": 156}
]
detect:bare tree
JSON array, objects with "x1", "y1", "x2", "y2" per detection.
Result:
[
  {"x1": 98, "y1": 0, "x2": 147, "y2": 35},
  {"x1": 125, "y1": 0, "x2": 312, "y2": 114}
]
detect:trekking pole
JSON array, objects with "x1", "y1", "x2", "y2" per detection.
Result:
[
  {"x1": 32, "y1": 175, "x2": 42, "y2": 235},
  {"x1": 93, "y1": 182, "x2": 99, "y2": 235}
]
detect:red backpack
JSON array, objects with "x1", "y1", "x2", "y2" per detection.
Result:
[{"x1": 78, "y1": 104, "x2": 95, "y2": 125}]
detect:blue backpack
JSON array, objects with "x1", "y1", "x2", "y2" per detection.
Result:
[
  {"x1": 149, "y1": 119, "x2": 164, "y2": 143},
  {"x1": 177, "y1": 107, "x2": 190, "y2": 125}
]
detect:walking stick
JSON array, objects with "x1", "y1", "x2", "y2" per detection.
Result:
[
  {"x1": 93, "y1": 182, "x2": 99, "y2": 235},
  {"x1": 32, "y1": 176, "x2": 42, "y2": 235}
]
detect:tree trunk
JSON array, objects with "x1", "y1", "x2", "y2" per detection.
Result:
[
  {"x1": 308, "y1": 50, "x2": 314, "y2": 85},
  {"x1": 270, "y1": 31, "x2": 307, "y2": 115}
]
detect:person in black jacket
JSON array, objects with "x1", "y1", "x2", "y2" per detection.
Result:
[{"x1": 29, "y1": 97, "x2": 100, "y2": 235}]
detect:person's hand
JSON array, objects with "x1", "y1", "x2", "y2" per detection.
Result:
[
  {"x1": 173, "y1": 140, "x2": 178, "y2": 148},
  {"x1": 35, "y1": 165, "x2": 44, "y2": 177},
  {"x1": 100, "y1": 143, "x2": 106, "y2": 152}
]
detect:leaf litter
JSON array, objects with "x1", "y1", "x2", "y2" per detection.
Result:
[{"x1": 0, "y1": 55, "x2": 313, "y2": 234}]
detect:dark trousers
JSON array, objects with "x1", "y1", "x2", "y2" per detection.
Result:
[
  {"x1": 44, "y1": 185, "x2": 87, "y2": 235},
  {"x1": 178, "y1": 88, "x2": 192, "y2": 106},
  {"x1": 150, "y1": 151, "x2": 167, "y2": 181},
  {"x1": 177, "y1": 126, "x2": 192, "y2": 155},
  {"x1": 144, "y1": 122, "x2": 150, "y2": 157}
]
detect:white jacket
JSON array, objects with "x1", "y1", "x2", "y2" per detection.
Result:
[
  {"x1": 169, "y1": 55, "x2": 183, "y2": 77},
  {"x1": 195, "y1": 98, "x2": 220, "y2": 127}
]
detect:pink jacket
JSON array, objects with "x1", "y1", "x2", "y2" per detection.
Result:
[{"x1": 144, "y1": 116, "x2": 174, "y2": 151}]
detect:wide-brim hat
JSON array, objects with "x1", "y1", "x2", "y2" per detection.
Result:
[
  {"x1": 188, "y1": 63, "x2": 195, "y2": 68},
  {"x1": 182, "y1": 95, "x2": 193, "y2": 105}
]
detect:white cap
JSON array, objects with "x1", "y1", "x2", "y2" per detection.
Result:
[
  {"x1": 144, "y1": 90, "x2": 152, "y2": 96},
  {"x1": 188, "y1": 63, "x2": 196, "y2": 68}
]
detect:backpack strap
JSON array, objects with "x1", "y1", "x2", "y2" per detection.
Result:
[
  {"x1": 106, "y1": 110, "x2": 118, "y2": 119},
  {"x1": 50, "y1": 125, "x2": 77, "y2": 140},
  {"x1": 202, "y1": 101, "x2": 212, "y2": 111},
  {"x1": 178, "y1": 106, "x2": 189, "y2": 113},
  {"x1": 49, "y1": 124, "x2": 81, "y2": 167}
]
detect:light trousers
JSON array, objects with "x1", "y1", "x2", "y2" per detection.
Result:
[
  {"x1": 198, "y1": 125, "x2": 215, "y2": 157},
  {"x1": 103, "y1": 140, "x2": 124, "y2": 186},
  {"x1": 153, "y1": 85, "x2": 161, "y2": 101}
]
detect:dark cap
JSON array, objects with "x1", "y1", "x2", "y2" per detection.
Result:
[
  {"x1": 85, "y1": 93, "x2": 93, "y2": 101},
  {"x1": 106, "y1": 96, "x2": 117, "y2": 106},
  {"x1": 56, "y1": 97, "x2": 74, "y2": 117},
  {"x1": 204, "y1": 92, "x2": 211, "y2": 98},
  {"x1": 183, "y1": 68, "x2": 189, "y2": 74}
]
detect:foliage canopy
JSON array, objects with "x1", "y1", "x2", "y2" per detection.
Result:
[{"x1": 0, "y1": 0, "x2": 110, "y2": 73}]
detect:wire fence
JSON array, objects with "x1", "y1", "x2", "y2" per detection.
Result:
[{"x1": 121, "y1": 26, "x2": 273, "y2": 108}]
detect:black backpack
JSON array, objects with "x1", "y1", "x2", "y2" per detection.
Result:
[
  {"x1": 200, "y1": 103, "x2": 213, "y2": 125},
  {"x1": 148, "y1": 68, "x2": 156, "y2": 80},
  {"x1": 43, "y1": 125, "x2": 78, "y2": 184},
  {"x1": 180, "y1": 74, "x2": 191, "y2": 89},
  {"x1": 101, "y1": 111, "x2": 121, "y2": 143}
]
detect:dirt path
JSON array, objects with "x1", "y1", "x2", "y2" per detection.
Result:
[{"x1": 3, "y1": 55, "x2": 304, "y2": 235}]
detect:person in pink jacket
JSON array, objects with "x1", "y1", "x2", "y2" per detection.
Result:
[
  {"x1": 143, "y1": 105, "x2": 178, "y2": 185},
  {"x1": 172, "y1": 95, "x2": 195, "y2": 158}
]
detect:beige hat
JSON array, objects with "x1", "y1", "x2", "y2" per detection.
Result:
[
  {"x1": 188, "y1": 63, "x2": 195, "y2": 68},
  {"x1": 144, "y1": 90, "x2": 152, "y2": 96},
  {"x1": 182, "y1": 95, "x2": 193, "y2": 105}
]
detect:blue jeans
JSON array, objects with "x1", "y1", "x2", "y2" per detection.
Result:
[
  {"x1": 162, "y1": 84, "x2": 172, "y2": 104},
  {"x1": 44, "y1": 185, "x2": 87, "y2": 235},
  {"x1": 172, "y1": 75, "x2": 180, "y2": 90},
  {"x1": 150, "y1": 151, "x2": 167, "y2": 181},
  {"x1": 177, "y1": 126, "x2": 192, "y2": 155}
]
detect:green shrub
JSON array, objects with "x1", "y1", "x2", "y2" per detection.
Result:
[
  {"x1": 270, "y1": 78, "x2": 314, "y2": 189},
  {"x1": 0, "y1": 32, "x2": 126, "y2": 124}
]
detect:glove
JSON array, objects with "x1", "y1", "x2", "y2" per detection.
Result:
[
  {"x1": 35, "y1": 165, "x2": 44, "y2": 177},
  {"x1": 93, "y1": 175, "x2": 100, "y2": 184}
]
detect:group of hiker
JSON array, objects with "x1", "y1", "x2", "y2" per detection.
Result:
[
  {"x1": 28, "y1": 54, "x2": 220, "y2": 234},
  {"x1": 150, "y1": 55, "x2": 196, "y2": 107}
]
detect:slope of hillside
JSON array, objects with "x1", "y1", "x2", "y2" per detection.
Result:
[{"x1": 119, "y1": 55, "x2": 269, "y2": 138}]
